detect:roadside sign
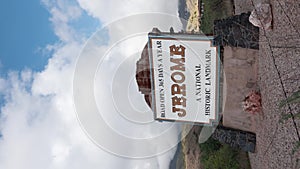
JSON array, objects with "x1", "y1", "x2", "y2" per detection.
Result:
[{"x1": 148, "y1": 33, "x2": 221, "y2": 125}]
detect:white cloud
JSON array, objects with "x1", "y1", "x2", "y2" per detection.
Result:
[
  {"x1": 77, "y1": 0, "x2": 180, "y2": 24},
  {"x1": 42, "y1": 0, "x2": 84, "y2": 43},
  {"x1": 0, "y1": 78, "x2": 7, "y2": 94},
  {"x1": 0, "y1": 0, "x2": 183, "y2": 169}
]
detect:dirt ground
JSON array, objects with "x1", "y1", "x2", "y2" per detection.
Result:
[
  {"x1": 233, "y1": 0, "x2": 300, "y2": 168},
  {"x1": 182, "y1": 126, "x2": 203, "y2": 169}
]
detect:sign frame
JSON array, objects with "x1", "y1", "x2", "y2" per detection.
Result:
[{"x1": 147, "y1": 32, "x2": 222, "y2": 126}]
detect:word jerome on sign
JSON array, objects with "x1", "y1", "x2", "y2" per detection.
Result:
[{"x1": 169, "y1": 44, "x2": 187, "y2": 117}]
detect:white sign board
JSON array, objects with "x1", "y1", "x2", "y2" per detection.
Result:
[{"x1": 148, "y1": 34, "x2": 220, "y2": 125}]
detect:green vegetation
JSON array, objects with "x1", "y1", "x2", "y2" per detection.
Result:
[
  {"x1": 199, "y1": 137, "x2": 221, "y2": 158},
  {"x1": 200, "y1": 0, "x2": 234, "y2": 34},
  {"x1": 279, "y1": 89, "x2": 300, "y2": 108},
  {"x1": 279, "y1": 112, "x2": 300, "y2": 123},
  {"x1": 199, "y1": 138, "x2": 250, "y2": 169},
  {"x1": 292, "y1": 141, "x2": 300, "y2": 155},
  {"x1": 279, "y1": 89, "x2": 300, "y2": 123},
  {"x1": 279, "y1": 89, "x2": 300, "y2": 155}
]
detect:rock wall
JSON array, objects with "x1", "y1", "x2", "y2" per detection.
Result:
[
  {"x1": 213, "y1": 12, "x2": 259, "y2": 49},
  {"x1": 212, "y1": 125, "x2": 256, "y2": 153}
]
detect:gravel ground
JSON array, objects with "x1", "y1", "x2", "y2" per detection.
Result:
[{"x1": 234, "y1": 0, "x2": 300, "y2": 168}]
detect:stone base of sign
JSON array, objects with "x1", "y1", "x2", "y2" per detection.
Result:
[
  {"x1": 212, "y1": 125, "x2": 256, "y2": 152},
  {"x1": 213, "y1": 12, "x2": 259, "y2": 50},
  {"x1": 222, "y1": 46, "x2": 262, "y2": 133}
]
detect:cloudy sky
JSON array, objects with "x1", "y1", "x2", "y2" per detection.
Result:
[{"x1": 0, "y1": 0, "x2": 184, "y2": 169}]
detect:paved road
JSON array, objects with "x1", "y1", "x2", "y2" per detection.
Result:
[{"x1": 234, "y1": 0, "x2": 300, "y2": 168}]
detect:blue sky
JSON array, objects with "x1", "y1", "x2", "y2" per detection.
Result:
[
  {"x1": 0, "y1": 0, "x2": 99, "y2": 75},
  {"x1": 0, "y1": 0, "x2": 57, "y2": 74},
  {"x1": 0, "y1": 0, "x2": 99, "y2": 109}
]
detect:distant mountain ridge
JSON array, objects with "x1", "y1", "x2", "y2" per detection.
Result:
[
  {"x1": 178, "y1": 0, "x2": 190, "y2": 29},
  {"x1": 178, "y1": 0, "x2": 200, "y2": 32}
]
